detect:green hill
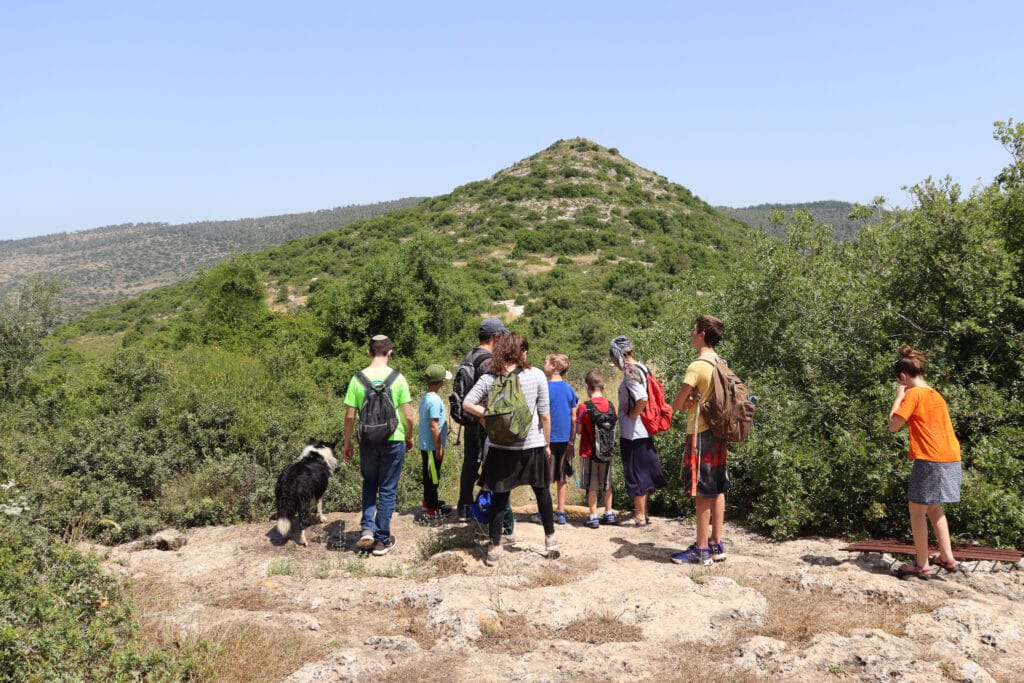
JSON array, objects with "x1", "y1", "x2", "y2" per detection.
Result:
[
  {"x1": 65, "y1": 137, "x2": 755, "y2": 365},
  {"x1": 0, "y1": 198, "x2": 424, "y2": 315},
  {"x1": 717, "y1": 200, "x2": 885, "y2": 240}
]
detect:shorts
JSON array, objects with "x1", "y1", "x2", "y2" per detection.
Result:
[
  {"x1": 908, "y1": 460, "x2": 961, "y2": 505},
  {"x1": 580, "y1": 457, "x2": 612, "y2": 493},
  {"x1": 550, "y1": 442, "x2": 572, "y2": 483},
  {"x1": 683, "y1": 430, "x2": 730, "y2": 498}
]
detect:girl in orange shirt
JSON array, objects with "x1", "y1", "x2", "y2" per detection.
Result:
[{"x1": 887, "y1": 346, "x2": 961, "y2": 578}]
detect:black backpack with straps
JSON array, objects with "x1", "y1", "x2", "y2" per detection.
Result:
[
  {"x1": 584, "y1": 399, "x2": 617, "y2": 463},
  {"x1": 355, "y1": 370, "x2": 400, "y2": 447},
  {"x1": 448, "y1": 348, "x2": 491, "y2": 426}
]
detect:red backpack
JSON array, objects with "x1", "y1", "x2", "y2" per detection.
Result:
[{"x1": 637, "y1": 364, "x2": 673, "y2": 435}]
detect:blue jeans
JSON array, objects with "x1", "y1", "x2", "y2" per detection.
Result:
[{"x1": 360, "y1": 440, "x2": 406, "y2": 542}]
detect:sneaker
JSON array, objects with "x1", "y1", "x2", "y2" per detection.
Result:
[
  {"x1": 501, "y1": 533, "x2": 517, "y2": 545},
  {"x1": 485, "y1": 546, "x2": 504, "y2": 566},
  {"x1": 355, "y1": 530, "x2": 375, "y2": 551},
  {"x1": 371, "y1": 536, "x2": 397, "y2": 556},
  {"x1": 421, "y1": 506, "x2": 440, "y2": 518},
  {"x1": 671, "y1": 544, "x2": 713, "y2": 566},
  {"x1": 457, "y1": 506, "x2": 470, "y2": 522},
  {"x1": 709, "y1": 541, "x2": 728, "y2": 562},
  {"x1": 554, "y1": 510, "x2": 567, "y2": 525},
  {"x1": 584, "y1": 515, "x2": 600, "y2": 529},
  {"x1": 601, "y1": 511, "x2": 617, "y2": 525},
  {"x1": 545, "y1": 534, "x2": 561, "y2": 551}
]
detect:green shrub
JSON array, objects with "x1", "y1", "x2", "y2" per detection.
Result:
[{"x1": 0, "y1": 515, "x2": 212, "y2": 680}]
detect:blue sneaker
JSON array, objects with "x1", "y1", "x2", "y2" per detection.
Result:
[
  {"x1": 554, "y1": 510, "x2": 567, "y2": 525},
  {"x1": 584, "y1": 515, "x2": 600, "y2": 529},
  {"x1": 671, "y1": 544, "x2": 712, "y2": 566},
  {"x1": 710, "y1": 540, "x2": 728, "y2": 562},
  {"x1": 601, "y1": 511, "x2": 617, "y2": 525}
]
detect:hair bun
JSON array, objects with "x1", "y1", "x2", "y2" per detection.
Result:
[{"x1": 898, "y1": 345, "x2": 926, "y2": 363}]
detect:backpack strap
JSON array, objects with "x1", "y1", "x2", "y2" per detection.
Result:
[
  {"x1": 355, "y1": 371, "x2": 373, "y2": 390},
  {"x1": 355, "y1": 369, "x2": 399, "y2": 393},
  {"x1": 469, "y1": 348, "x2": 492, "y2": 381}
]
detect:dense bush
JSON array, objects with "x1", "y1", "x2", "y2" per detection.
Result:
[
  {"x1": 0, "y1": 513, "x2": 211, "y2": 680},
  {"x1": 637, "y1": 128, "x2": 1024, "y2": 547}
]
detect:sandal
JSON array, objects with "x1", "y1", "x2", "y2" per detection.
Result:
[
  {"x1": 896, "y1": 562, "x2": 936, "y2": 579},
  {"x1": 928, "y1": 553, "x2": 959, "y2": 571}
]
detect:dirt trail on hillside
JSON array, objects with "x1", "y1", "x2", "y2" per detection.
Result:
[{"x1": 85, "y1": 510, "x2": 1024, "y2": 682}]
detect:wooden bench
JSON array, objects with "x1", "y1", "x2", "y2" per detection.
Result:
[{"x1": 841, "y1": 539, "x2": 1021, "y2": 566}]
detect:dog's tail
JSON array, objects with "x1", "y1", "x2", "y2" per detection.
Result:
[{"x1": 276, "y1": 517, "x2": 291, "y2": 539}]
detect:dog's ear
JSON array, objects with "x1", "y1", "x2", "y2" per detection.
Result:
[
  {"x1": 307, "y1": 437, "x2": 318, "y2": 446},
  {"x1": 322, "y1": 440, "x2": 337, "y2": 449}
]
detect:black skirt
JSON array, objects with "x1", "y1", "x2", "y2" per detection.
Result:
[{"x1": 479, "y1": 445, "x2": 551, "y2": 493}]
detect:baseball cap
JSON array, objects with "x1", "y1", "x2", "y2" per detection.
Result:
[
  {"x1": 478, "y1": 317, "x2": 510, "y2": 336},
  {"x1": 424, "y1": 364, "x2": 450, "y2": 383}
]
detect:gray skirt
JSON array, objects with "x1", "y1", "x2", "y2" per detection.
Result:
[{"x1": 908, "y1": 460, "x2": 961, "y2": 505}]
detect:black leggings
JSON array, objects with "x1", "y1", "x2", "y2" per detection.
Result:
[{"x1": 488, "y1": 486, "x2": 553, "y2": 545}]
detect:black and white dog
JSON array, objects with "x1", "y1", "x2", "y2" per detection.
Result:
[{"x1": 274, "y1": 439, "x2": 338, "y2": 546}]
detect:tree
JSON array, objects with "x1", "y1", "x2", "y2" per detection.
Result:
[{"x1": 0, "y1": 277, "x2": 63, "y2": 401}]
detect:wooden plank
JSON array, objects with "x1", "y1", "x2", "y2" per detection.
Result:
[{"x1": 841, "y1": 539, "x2": 1021, "y2": 563}]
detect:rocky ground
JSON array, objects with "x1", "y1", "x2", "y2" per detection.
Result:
[{"x1": 84, "y1": 508, "x2": 1024, "y2": 682}]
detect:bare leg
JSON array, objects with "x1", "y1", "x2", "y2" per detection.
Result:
[
  {"x1": 927, "y1": 504, "x2": 954, "y2": 563},
  {"x1": 587, "y1": 489, "x2": 598, "y2": 516},
  {"x1": 711, "y1": 493, "x2": 725, "y2": 543},
  {"x1": 695, "y1": 496, "x2": 713, "y2": 548},
  {"x1": 634, "y1": 494, "x2": 647, "y2": 521},
  {"x1": 603, "y1": 488, "x2": 614, "y2": 515},
  {"x1": 908, "y1": 502, "x2": 931, "y2": 568},
  {"x1": 556, "y1": 481, "x2": 567, "y2": 512}
]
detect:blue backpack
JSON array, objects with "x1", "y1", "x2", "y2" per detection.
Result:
[{"x1": 469, "y1": 490, "x2": 492, "y2": 523}]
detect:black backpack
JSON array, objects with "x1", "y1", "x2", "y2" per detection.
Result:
[
  {"x1": 354, "y1": 370, "x2": 400, "y2": 447},
  {"x1": 448, "y1": 348, "x2": 491, "y2": 426},
  {"x1": 584, "y1": 399, "x2": 617, "y2": 463}
]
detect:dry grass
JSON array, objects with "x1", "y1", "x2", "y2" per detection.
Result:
[
  {"x1": 559, "y1": 610, "x2": 642, "y2": 644},
  {"x1": 210, "y1": 588, "x2": 283, "y2": 612},
  {"x1": 426, "y1": 552, "x2": 468, "y2": 578},
  {"x1": 355, "y1": 602, "x2": 438, "y2": 650},
  {"x1": 519, "y1": 556, "x2": 599, "y2": 589},
  {"x1": 372, "y1": 654, "x2": 467, "y2": 683},
  {"x1": 748, "y1": 576, "x2": 937, "y2": 646},
  {"x1": 194, "y1": 621, "x2": 328, "y2": 683},
  {"x1": 476, "y1": 611, "x2": 555, "y2": 654}
]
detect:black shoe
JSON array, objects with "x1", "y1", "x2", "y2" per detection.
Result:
[{"x1": 372, "y1": 536, "x2": 397, "y2": 556}]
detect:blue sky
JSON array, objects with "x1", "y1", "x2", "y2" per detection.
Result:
[{"x1": 2, "y1": 1, "x2": 1022, "y2": 241}]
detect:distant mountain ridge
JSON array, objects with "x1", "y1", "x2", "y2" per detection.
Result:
[
  {"x1": 0, "y1": 198, "x2": 424, "y2": 314},
  {"x1": 716, "y1": 200, "x2": 882, "y2": 241}
]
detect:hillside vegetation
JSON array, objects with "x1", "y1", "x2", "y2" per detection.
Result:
[
  {"x1": 3, "y1": 128, "x2": 1023, "y2": 542},
  {"x1": 0, "y1": 198, "x2": 424, "y2": 314},
  {"x1": 717, "y1": 200, "x2": 886, "y2": 241},
  {"x1": 4, "y1": 125, "x2": 1024, "y2": 678}
]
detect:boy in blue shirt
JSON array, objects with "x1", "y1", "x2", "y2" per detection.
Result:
[
  {"x1": 544, "y1": 353, "x2": 578, "y2": 525},
  {"x1": 418, "y1": 364, "x2": 452, "y2": 518}
]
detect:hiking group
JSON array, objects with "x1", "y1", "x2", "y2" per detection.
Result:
[{"x1": 341, "y1": 315, "x2": 960, "y2": 574}]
